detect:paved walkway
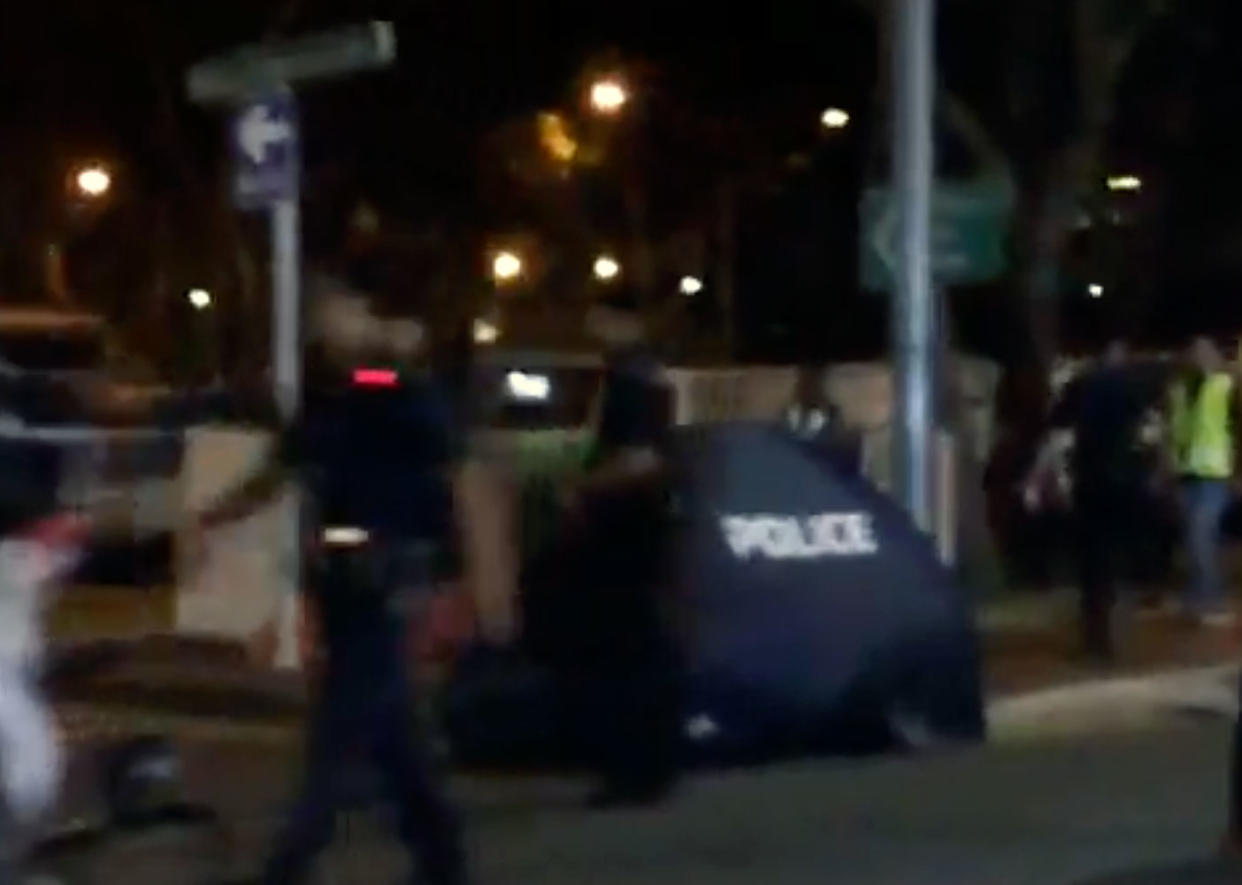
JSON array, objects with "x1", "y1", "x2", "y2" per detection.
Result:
[
  {"x1": 981, "y1": 589, "x2": 1242, "y2": 696},
  {"x1": 33, "y1": 587, "x2": 1242, "y2": 761},
  {"x1": 45, "y1": 589, "x2": 1242, "y2": 719}
]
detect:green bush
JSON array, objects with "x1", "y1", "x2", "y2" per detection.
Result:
[{"x1": 509, "y1": 429, "x2": 591, "y2": 569}]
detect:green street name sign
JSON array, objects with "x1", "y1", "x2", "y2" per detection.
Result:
[
  {"x1": 860, "y1": 177, "x2": 1014, "y2": 292},
  {"x1": 188, "y1": 21, "x2": 396, "y2": 103}
]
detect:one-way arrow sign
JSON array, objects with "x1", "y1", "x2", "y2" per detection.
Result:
[
  {"x1": 238, "y1": 105, "x2": 294, "y2": 164},
  {"x1": 231, "y1": 92, "x2": 299, "y2": 209}
]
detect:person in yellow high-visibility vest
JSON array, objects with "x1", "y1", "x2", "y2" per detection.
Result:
[{"x1": 1169, "y1": 336, "x2": 1240, "y2": 626}]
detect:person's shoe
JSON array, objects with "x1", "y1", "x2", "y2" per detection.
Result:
[
  {"x1": 586, "y1": 780, "x2": 676, "y2": 810},
  {"x1": 1082, "y1": 650, "x2": 1118, "y2": 671},
  {"x1": 1133, "y1": 595, "x2": 1169, "y2": 619},
  {"x1": 1164, "y1": 597, "x2": 1195, "y2": 620},
  {"x1": 415, "y1": 872, "x2": 470, "y2": 885},
  {"x1": 1080, "y1": 638, "x2": 1117, "y2": 668},
  {"x1": 1197, "y1": 610, "x2": 1236, "y2": 629}
]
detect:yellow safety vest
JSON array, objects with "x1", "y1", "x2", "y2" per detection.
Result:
[{"x1": 1170, "y1": 372, "x2": 1236, "y2": 478}]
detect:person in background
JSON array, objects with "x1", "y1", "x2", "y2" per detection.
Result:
[
  {"x1": 566, "y1": 294, "x2": 681, "y2": 808},
  {"x1": 1018, "y1": 421, "x2": 1075, "y2": 588},
  {"x1": 1169, "y1": 335, "x2": 1240, "y2": 627},
  {"x1": 192, "y1": 279, "x2": 511, "y2": 885},
  {"x1": 0, "y1": 364, "x2": 220, "y2": 874},
  {"x1": 1044, "y1": 338, "x2": 1148, "y2": 661},
  {"x1": 784, "y1": 364, "x2": 862, "y2": 475},
  {"x1": 0, "y1": 419, "x2": 86, "y2": 878},
  {"x1": 785, "y1": 364, "x2": 841, "y2": 439}
]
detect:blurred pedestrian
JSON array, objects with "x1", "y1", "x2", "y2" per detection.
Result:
[
  {"x1": 1047, "y1": 339, "x2": 1148, "y2": 661},
  {"x1": 193, "y1": 280, "x2": 510, "y2": 885},
  {"x1": 1169, "y1": 336, "x2": 1239, "y2": 626},
  {"x1": 0, "y1": 365, "x2": 146, "y2": 875},
  {"x1": 564, "y1": 295, "x2": 681, "y2": 808},
  {"x1": 784, "y1": 365, "x2": 862, "y2": 475},
  {"x1": 1018, "y1": 425, "x2": 1075, "y2": 588}
]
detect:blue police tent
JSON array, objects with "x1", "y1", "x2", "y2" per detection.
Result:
[
  {"x1": 444, "y1": 421, "x2": 984, "y2": 766},
  {"x1": 673, "y1": 422, "x2": 984, "y2": 762}
]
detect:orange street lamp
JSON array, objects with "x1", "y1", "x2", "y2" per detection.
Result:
[
  {"x1": 74, "y1": 164, "x2": 112, "y2": 198},
  {"x1": 589, "y1": 77, "x2": 628, "y2": 115}
]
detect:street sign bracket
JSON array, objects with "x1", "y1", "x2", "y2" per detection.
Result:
[{"x1": 188, "y1": 21, "x2": 396, "y2": 104}]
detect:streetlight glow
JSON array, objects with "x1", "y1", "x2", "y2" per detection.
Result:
[
  {"x1": 187, "y1": 288, "x2": 212, "y2": 310},
  {"x1": 1106, "y1": 175, "x2": 1142, "y2": 192},
  {"x1": 593, "y1": 254, "x2": 621, "y2": 281},
  {"x1": 1088, "y1": 283, "x2": 1104, "y2": 299},
  {"x1": 538, "y1": 112, "x2": 579, "y2": 163},
  {"x1": 820, "y1": 107, "x2": 851, "y2": 130},
  {"x1": 473, "y1": 318, "x2": 500, "y2": 345},
  {"x1": 589, "y1": 77, "x2": 628, "y2": 115},
  {"x1": 679, "y1": 275, "x2": 704, "y2": 296},
  {"x1": 75, "y1": 165, "x2": 112, "y2": 198},
  {"x1": 491, "y1": 251, "x2": 523, "y2": 283},
  {"x1": 506, "y1": 370, "x2": 551, "y2": 402}
]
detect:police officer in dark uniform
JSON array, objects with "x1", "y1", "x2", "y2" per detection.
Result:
[
  {"x1": 1049, "y1": 338, "x2": 1147, "y2": 661},
  {"x1": 567, "y1": 295, "x2": 680, "y2": 807},
  {"x1": 194, "y1": 281, "x2": 490, "y2": 885}
]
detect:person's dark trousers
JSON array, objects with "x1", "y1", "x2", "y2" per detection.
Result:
[
  {"x1": 572, "y1": 604, "x2": 682, "y2": 803},
  {"x1": 260, "y1": 659, "x2": 466, "y2": 885},
  {"x1": 1075, "y1": 483, "x2": 1134, "y2": 660},
  {"x1": 568, "y1": 484, "x2": 681, "y2": 804},
  {"x1": 1231, "y1": 673, "x2": 1242, "y2": 839},
  {"x1": 588, "y1": 653, "x2": 680, "y2": 799}
]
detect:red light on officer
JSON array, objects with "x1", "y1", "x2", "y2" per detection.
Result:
[{"x1": 352, "y1": 368, "x2": 399, "y2": 387}]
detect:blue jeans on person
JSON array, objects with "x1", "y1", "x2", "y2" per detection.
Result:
[{"x1": 1180, "y1": 478, "x2": 1232, "y2": 615}]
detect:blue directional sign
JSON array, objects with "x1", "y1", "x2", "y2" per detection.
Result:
[{"x1": 232, "y1": 93, "x2": 299, "y2": 209}]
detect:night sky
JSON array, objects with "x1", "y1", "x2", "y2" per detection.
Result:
[{"x1": 3, "y1": 1, "x2": 1242, "y2": 370}]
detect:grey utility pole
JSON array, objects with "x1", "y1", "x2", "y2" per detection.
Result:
[
  {"x1": 271, "y1": 199, "x2": 301, "y2": 417},
  {"x1": 891, "y1": 0, "x2": 936, "y2": 530}
]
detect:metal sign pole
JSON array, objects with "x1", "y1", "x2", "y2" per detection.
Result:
[
  {"x1": 271, "y1": 194, "x2": 301, "y2": 669},
  {"x1": 271, "y1": 196, "x2": 301, "y2": 417},
  {"x1": 891, "y1": 0, "x2": 936, "y2": 531}
]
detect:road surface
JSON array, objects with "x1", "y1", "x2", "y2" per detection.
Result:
[{"x1": 48, "y1": 717, "x2": 1242, "y2": 884}]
